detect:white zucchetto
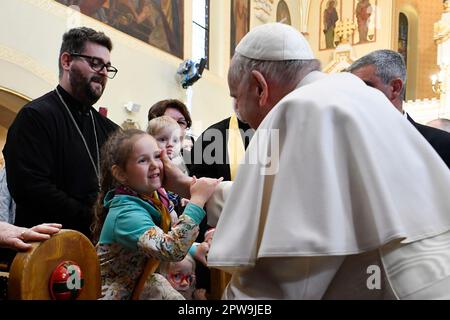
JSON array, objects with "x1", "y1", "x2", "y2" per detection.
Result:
[{"x1": 235, "y1": 23, "x2": 314, "y2": 61}]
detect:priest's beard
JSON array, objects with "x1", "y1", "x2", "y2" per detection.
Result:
[{"x1": 69, "y1": 65, "x2": 105, "y2": 106}]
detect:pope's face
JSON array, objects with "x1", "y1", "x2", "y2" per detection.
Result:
[{"x1": 228, "y1": 71, "x2": 261, "y2": 129}]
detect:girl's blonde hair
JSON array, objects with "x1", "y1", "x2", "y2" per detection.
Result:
[
  {"x1": 147, "y1": 115, "x2": 180, "y2": 136},
  {"x1": 91, "y1": 128, "x2": 148, "y2": 243},
  {"x1": 160, "y1": 253, "x2": 196, "y2": 276}
]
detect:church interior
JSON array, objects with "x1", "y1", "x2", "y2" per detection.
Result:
[
  {"x1": 1, "y1": 0, "x2": 450, "y2": 301},
  {"x1": 1, "y1": 0, "x2": 449, "y2": 156}
]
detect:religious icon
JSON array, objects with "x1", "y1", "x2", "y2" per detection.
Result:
[
  {"x1": 320, "y1": 0, "x2": 341, "y2": 50},
  {"x1": 230, "y1": 0, "x2": 250, "y2": 58},
  {"x1": 56, "y1": 0, "x2": 184, "y2": 59},
  {"x1": 353, "y1": 0, "x2": 376, "y2": 44}
]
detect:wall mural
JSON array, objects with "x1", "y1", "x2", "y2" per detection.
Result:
[
  {"x1": 230, "y1": 0, "x2": 250, "y2": 58},
  {"x1": 320, "y1": 0, "x2": 342, "y2": 50},
  {"x1": 56, "y1": 0, "x2": 184, "y2": 59}
]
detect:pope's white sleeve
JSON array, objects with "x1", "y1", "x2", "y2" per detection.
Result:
[{"x1": 205, "y1": 181, "x2": 233, "y2": 227}]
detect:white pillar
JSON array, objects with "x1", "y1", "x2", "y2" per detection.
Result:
[{"x1": 299, "y1": 0, "x2": 311, "y2": 34}]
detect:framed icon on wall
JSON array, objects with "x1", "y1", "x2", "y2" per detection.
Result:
[{"x1": 56, "y1": 0, "x2": 184, "y2": 59}]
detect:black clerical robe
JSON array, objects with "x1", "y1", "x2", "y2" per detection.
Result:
[
  {"x1": 3, "y1": 86, "x2": 118, "y2": 238},
  {"x1": 188, "y1": 117, "x2": 253, "y2": 181}
]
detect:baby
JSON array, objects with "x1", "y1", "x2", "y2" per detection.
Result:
[{"x1": 147, "y1": 115, "x2": 188, "y2": 175}]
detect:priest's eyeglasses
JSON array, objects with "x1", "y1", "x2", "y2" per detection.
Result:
[{"x1": 70, "y1": 53, "x2": 118, "y2": 79}]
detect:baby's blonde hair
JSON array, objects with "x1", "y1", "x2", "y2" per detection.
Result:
[{"x1": 147, "y1": 115, "x2": 180, "y2": 136}]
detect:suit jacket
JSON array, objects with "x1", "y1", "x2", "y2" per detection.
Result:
[
  {"x1": 188, "y1": 117, "x2": 253, "y2": 181},
  {"x1": 408, "y1": 114, "x2": 450, "y2": 169},
  {"x1": 186, "y1": 117, "x2": 253, "y2": 291}
]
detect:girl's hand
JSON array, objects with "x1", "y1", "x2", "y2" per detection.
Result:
[
  {"x1": 193, "y1": 288, "x2": 208, "y2": 300},
  {"x1": 193, "y1": 241, "x2": 210, "y2": 266},
  {"x1": 189, "y1": 176, "x2": 223, "y2": 208},
  {"x1": 204, "y1": 228, "x2": 215, "y2": 245}
]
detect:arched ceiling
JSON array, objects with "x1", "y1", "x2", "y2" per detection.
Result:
[{"x1": 0, "y1": 87, "x2": 30, "y2": 128}]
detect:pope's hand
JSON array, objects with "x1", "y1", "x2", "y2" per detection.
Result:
[{"x1": 160, "y1": 149, "x2": 192, "y2": 198}]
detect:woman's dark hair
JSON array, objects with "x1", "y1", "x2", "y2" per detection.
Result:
[
  {"x1": 91, "y1": 129, "x2": 147, "y2": 243},
  {"x1": 147, "y1": 99, "x2": 192, "y2": 129}
]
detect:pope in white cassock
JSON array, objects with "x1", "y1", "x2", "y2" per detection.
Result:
[{"x1": 163, "y1": 23, "x2": 450, "y2": 299}]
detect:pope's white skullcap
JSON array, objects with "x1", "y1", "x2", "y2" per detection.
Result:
[{"x1": 235, "y1": 23, "x2": 314, "y2": 61}]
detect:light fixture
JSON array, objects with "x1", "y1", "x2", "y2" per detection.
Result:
[{"x1": 431, "y1": 71, "x2": 446, "y2": 95}]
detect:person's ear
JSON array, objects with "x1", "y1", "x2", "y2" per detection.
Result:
[
  {"x1": 390, "y1": 78, "x2": 404, "y2": 101},
  {"x1": 251, "y1": 70, "x2": 269, "y2": 107},
  {"x1": 60, "y1": 52, "x2": 72, "y2": 72},
  {"x1": 111, "y1": 165, "x2": 127, "y2": 184}
]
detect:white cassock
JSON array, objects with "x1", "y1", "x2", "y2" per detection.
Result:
[{"x1": 206, "y1": 71, "x2": 450, "y2": 299}]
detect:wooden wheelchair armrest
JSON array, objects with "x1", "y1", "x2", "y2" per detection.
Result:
[{"x1": 7, "y1": 229, "x2": 101, "y2": 300}]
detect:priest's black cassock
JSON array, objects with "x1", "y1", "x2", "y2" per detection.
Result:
[{"x1": 3, "y1": 85, "x2": 118, "y2": 238}]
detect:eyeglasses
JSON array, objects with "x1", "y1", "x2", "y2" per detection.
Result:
[
  {"x1": 70, "y1": 53, "x2": 118, "y2": 79},
  {"x1": 168, "y1": 272, "x2": 196, "y2": 285}
]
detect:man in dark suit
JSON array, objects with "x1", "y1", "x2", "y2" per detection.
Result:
[
  {"x1": 188, "y1": 115, "x2": 253, "y2": 181},
  {"x1": 186, "y1": 113, "x2": 253, "y2": 297},
  {"x1": 348, "y1": 49, "x2": 450, "y2": 168}
]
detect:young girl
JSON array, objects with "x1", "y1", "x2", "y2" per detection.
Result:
[{"x1": 92, "y1": 129, "x2": 221, "y2": 300}]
